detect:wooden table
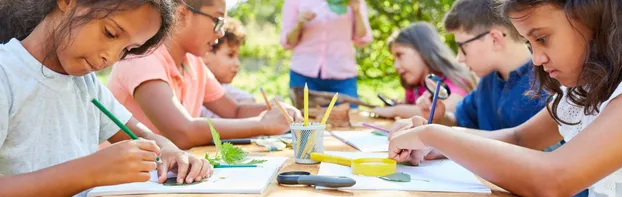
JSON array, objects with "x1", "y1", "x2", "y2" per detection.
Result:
[{"x1": 112, "y1": 111, "x2": 514, "y2": 197}]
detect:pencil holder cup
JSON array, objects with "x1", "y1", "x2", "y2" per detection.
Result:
[{"x1": 290, "y1": 122, "x2": 325, "y2": 164}]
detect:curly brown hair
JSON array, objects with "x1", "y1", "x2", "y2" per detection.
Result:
[
  {"x1": 211, "y1": 17, "x2": 246, "y2": 52},
  {"x1": 499, "y1": 0, "x2": 622, "y2": 125}
]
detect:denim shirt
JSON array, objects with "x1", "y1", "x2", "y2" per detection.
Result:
[{"x1": 455, "y1": 61, "x2": 547, "y2": 130}]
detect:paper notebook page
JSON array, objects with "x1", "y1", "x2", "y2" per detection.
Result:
[
  {"x1": 87, "y1": 157, "x2": 287, "y2": 196},
  {"x1": 316, "y1": 151, "x2": 491, "y2": 193},
  {"x1": 330, "y1": 130, "x2": 388, "y2": 152}
]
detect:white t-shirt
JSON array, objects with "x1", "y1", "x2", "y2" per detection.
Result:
[
  {"x1": 557, "y1": 85, "x2": 622, "y2": 197},
  {"x1": 0, "y1": 39, "x2": 132, "y2": 195}
]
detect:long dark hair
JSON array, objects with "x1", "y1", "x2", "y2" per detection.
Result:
[
  {"x1": 500, "y1": 0, "x2": 622, "y2": 125},
  {"x1": 388, "y1": 22, "x2": 477, "y2": 92},
  {"x1": 0, "y1": 0, "x2": 178, "y2": 58}
]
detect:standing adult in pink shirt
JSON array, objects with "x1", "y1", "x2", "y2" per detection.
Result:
[{"x1": 281, "y1": 0, "x2": 373, "y2": 107}]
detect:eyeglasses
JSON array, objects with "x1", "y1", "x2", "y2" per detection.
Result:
[
  {"x1": 455, "y1": 32, "x2": 508, "y2": 56},
  {"x1": 186, "y1": 5, "x2": 225, "y2": 33},
  {"x1": 456, "y1": 32, "x2": 490, "y2": 56}
]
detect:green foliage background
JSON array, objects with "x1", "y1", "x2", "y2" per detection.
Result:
[
  {"x1": 227, "y1": 0, "x2": 457, "y2": 106},
  {"x1": 97, "y1": 0, "x2": 458, "y2": 106}
]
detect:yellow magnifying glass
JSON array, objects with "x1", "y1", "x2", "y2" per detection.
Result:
[{"x1": 310, "y1": 153, "x2": 397, "y2": 177}]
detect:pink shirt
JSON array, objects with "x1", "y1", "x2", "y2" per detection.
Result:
[
  {"x1": 107, "y1": 46, "x2": 225, "y2": 134},
  {"x1": 405, "y1": 78, "x2": 468, "y2": 104},
  {"x1": 280, "y1": 0, "x2": 373, "y2": 80}
]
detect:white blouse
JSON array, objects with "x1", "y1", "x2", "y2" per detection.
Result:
[{"x1": 557, "y1": 85, "x2": 622, "y2": 197}]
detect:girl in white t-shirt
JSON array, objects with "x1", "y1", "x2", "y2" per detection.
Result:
[
  {"x1": 388, "y1": 0, "x2": 622, "y2": 196},
  {"x1": 0, "y1": 0, "x2": 211, "y2": 196}
]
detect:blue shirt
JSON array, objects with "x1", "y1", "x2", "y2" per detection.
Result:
[{"x1": 455, "y1": 61, "x2": 547, "y2": 130}]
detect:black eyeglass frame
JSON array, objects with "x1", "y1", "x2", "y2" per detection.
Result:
[
  {"x1": 186, "y1": 5, "x2": 225, "y2": 33},
  {"x1": 456, "y1": 31, "x2": 506, "y2": 56}
]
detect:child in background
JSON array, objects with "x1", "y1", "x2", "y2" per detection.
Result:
[
  {"x1": 370, "y1": 22, "x2": 477, "y2": 119},
  {"x1": 417, "y1": 0, "x2": 546, "y2": 132},
  {"x1": 107, "y1": 0, "x2": 303, "y2": 150},
  {"x1": 389, "y1": 0, "x2": 622, "y2": 196},
  {"x1": 0, "y1": 0, "x2": 210, "y2": 196},
  {"x1": 201, "y1": 18, "x2": 255, "y2": 118}
]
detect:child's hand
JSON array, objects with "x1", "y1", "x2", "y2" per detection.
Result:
[
  {"x1": 261, "y1": 102, "x2": 301, "y2": 135},
  {"x1": 157, "y1": 148, "x2": 213, "y2": 184},
  {"x1": 388, "y1": 116, "x2": 431, "y2": 165},
  {"x1": 88, "y1": 139, "x2": 161, "y2": 186},
  {"x1": 387, "y1": 118, "x2": 414, "y2": 138},
  {"x1": 370, "y1": 106, "x2": 397, "y2": 118},
  {"x1": 416, "y1": 91, "x2": 445, "y2": 122},
  {"x1": 298, "y1": 11, "x2": 316, "y2": 25}
]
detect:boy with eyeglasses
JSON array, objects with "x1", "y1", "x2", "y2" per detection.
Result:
[
  {"x1": 106, "y1": 0, "x2": 302, "y2": 149},
  {"x1": 417, "y1": 0, "x2": 548, "y2": 135}
]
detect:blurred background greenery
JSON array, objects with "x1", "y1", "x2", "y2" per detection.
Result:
[{"x1": 98, "y1": 0, "x2": 457, "y2": 107}]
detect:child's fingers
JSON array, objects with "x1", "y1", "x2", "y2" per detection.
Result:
[
  {"x1": 200, "y1": 160, "x2": 213, "y2": 179},
  {"x1": 291, "y1": 108, "x2": 303, "y2": 122},
  {"x1": 410, "y1": 150, "x2": 428, "y2": 166},
  {"x1": 411, "y1": 116, "x2": 428, "y2": 127},
  {"x1": 134, "y1": 139, "x2": 161, "y2": 156},
  {"x1": 397, "y1": 149, "x2": 412, "y2": 162},
  {"x1": 134, "y1": 172, "x2": 153, "y2": 183},
  {"x1": 140, "y1": 151, "x2": 158, "y2": 162},
  {"x1": 185, "y1": 157, "x2": 203, "y2": 183},
  {"x1": 175, "y1": 156, "x2": 190, "y2": 184},
  {"x1": 140, "y1": 161, "x2": 158, "y2": 172},
  {"x1": 157, "y1": 160, "x2": 170, "y2": 183}
]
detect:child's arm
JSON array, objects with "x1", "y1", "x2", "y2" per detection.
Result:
[
  {"x1": 0, "y1": 158, "x2": 94, "y2": 196},
  {"x1": 370, "y1": 105, "x2": 423, "y2": 119},
  {"x1": 392, "y1": 99, "x2": 622, "y2": 196},
  {"x1": 203, "y1": 95, "x2": 267, "y2": 118},
  {"x1": 132, "y1": 80, "x2": 294, "y2": 149},
  {"x1": 0, "y1": 139, "x2": 161, "y2": 197}
]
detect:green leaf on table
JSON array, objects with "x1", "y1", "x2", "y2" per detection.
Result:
[
  {"x1": 206, "y1": 118, "x2": 222, "y2": 153},
  {"x1": 243, "y1": 159, "x2": 268, "y2": 165},
  {"x1": 204, "y1": 153, "x2": 221, "y2": 166},
  {"x1": 205, "y1": 118, "x2": 268, "y2": 165},
  {"x1": 379, "y1": 172, "x2": 411, "y2": 182},
  {"x1": 220, "y1": 142, "x2": 248, "y2": 164}
]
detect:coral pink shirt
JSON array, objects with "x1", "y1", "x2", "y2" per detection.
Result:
[
  {"x1": 107, "y1": 46, "x2": 225, "y2": 134},
  {"x1": 280, "y1": 0, "x2": 373, "y2": 80}
]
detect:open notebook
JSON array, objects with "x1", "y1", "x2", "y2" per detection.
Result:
[
  {"x1": 87, "y1": 156, "x2": 287, "y2": 196},
  {"x1": 317, "y1": 152, "x2": 491, "y2": 194},
  {"x1": 331, "y1": 130, "x2": 388, "y2": 152}
]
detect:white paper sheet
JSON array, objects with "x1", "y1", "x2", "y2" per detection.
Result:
[
  {"x1": 316, "y1": 152, "x2": 491, "y2": 194},
  {"x1": 87, "y1": 157, "x2": 287, "y2": 196},
  {"x1": 331, "y1": 130, "x2": 388, "y2": 152}
]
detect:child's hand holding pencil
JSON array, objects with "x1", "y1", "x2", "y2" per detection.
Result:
[{"x1": 86, "y1": 139, "x2": 162, "y2": 185}]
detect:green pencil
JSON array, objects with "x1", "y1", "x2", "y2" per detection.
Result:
[{"x1": 91, "y1": 98, "x2": 161, "y2": 162}]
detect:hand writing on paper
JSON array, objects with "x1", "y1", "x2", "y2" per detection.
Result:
[
  {"x1": 158, "y1": 147, "x2": 213, "y2": 184},
  {"x1": 416, "y1": 91, "x2": 445, "y2": 122},
  {"x1": 87, "y1": 139, "x2": 161, "y2": 186},
  {"x1": 388, "y1": 116, "x2": 433, "y2": 166},
  {"x1": 261, "y1": 102, "x2": 302, "y2": 135}
]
